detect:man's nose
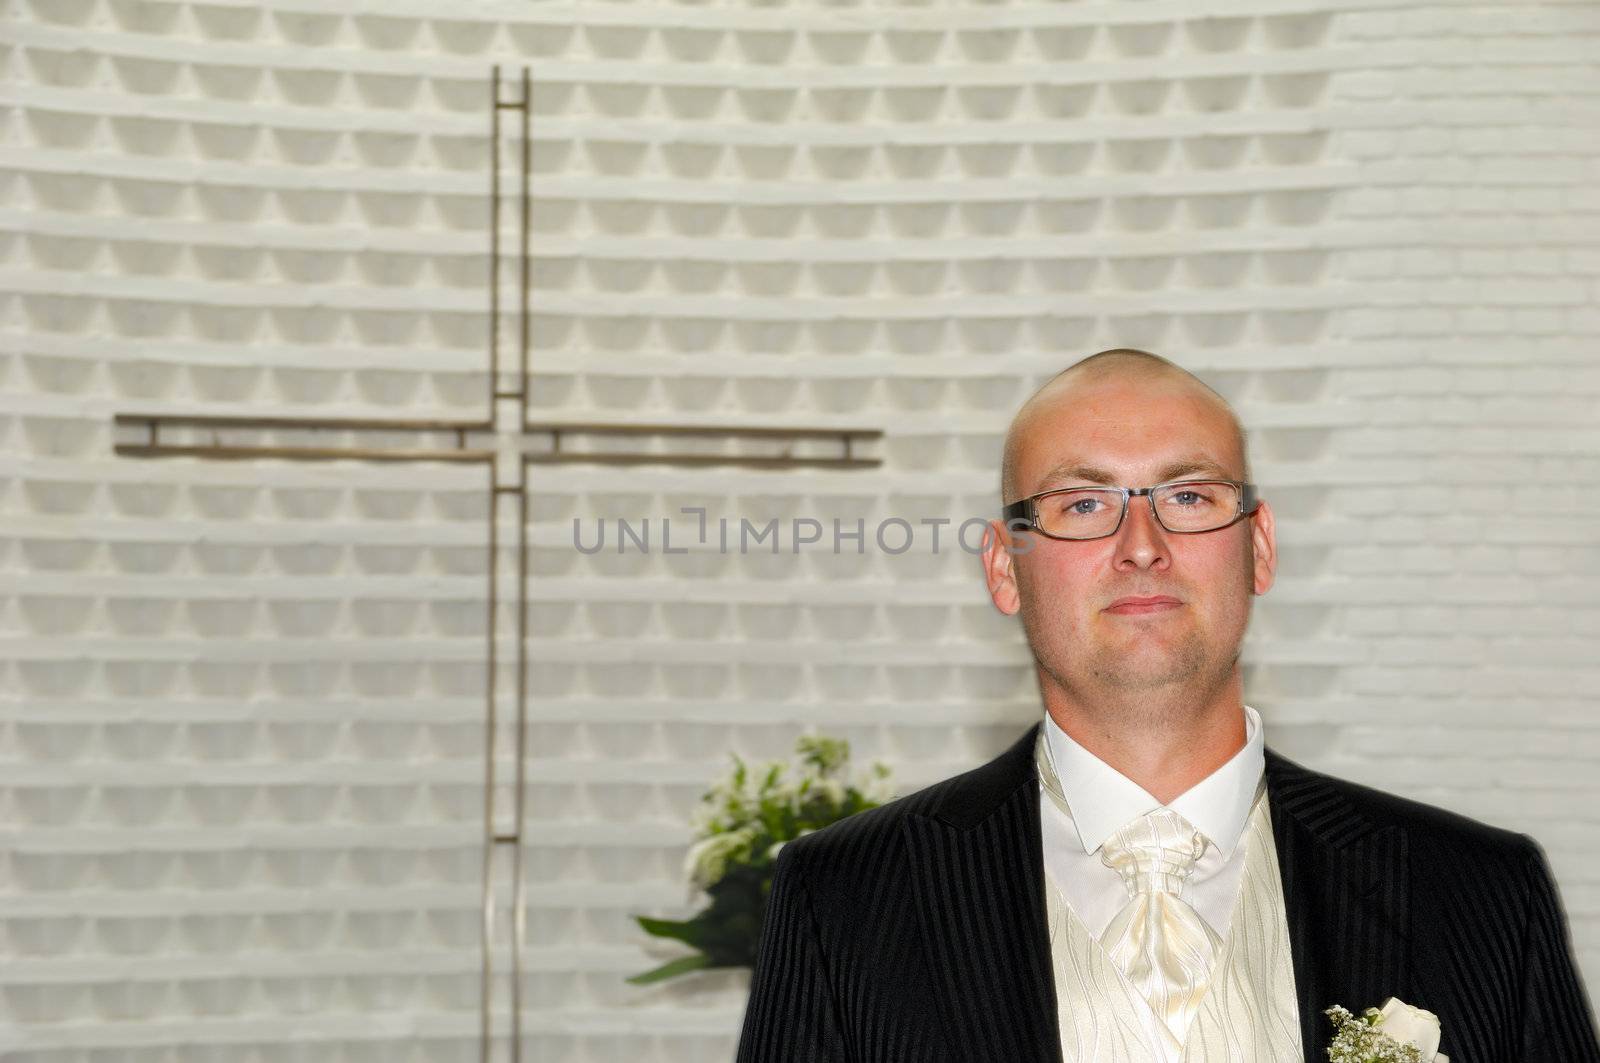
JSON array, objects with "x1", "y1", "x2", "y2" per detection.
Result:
[{"x1": 1113, "y1": 496, "x2": 1170, "y2": 570}]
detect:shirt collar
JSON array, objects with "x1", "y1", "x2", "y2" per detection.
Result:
[{"x1": 1041, "y1": 704, "x2": 1265, "y2": 860}]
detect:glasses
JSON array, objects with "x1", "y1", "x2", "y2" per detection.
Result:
[{"x1": 1000, "y1": 479, "x2": 1259, "y2": 541}]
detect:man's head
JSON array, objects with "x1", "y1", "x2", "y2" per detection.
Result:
[{"x1": 982, "y1": 349, "x2": 1276, "y2": 715}]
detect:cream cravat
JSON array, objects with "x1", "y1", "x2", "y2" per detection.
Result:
[
  {"x1": 1098, "y1": 808, "x2": 1222, "y2": 1046},
  {"x1": 1034, "y1": 732, "x2": 1223, "y2": 1048}
]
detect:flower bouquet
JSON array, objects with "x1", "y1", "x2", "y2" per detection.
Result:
[{"x1": 627, "y1": 733, "x2": 893, "y2": 985}]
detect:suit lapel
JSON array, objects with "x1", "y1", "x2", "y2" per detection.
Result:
[
  {"x1": 903, "y1": 724, "x2": 1062, "y2": 1062},
  {"x1": 1265, "y1": 746, "x2": 1411, "y2": 1063}
]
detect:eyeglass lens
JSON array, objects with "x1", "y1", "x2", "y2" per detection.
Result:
[{"x1": 1034, "y1": 482, "x2": 1241, "y2": 539}]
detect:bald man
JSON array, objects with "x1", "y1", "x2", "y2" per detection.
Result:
[{"x1": 736, "y1": 350, "x2": 1599, "y2": 1063}]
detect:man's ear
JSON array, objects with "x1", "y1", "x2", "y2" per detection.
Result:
[
  {"x1": 981, "y1": 518, "x2": 1023, "y2": 616},
  {"x1": 1249, "y1": 498, "x2": 1277, "y2": 595}
]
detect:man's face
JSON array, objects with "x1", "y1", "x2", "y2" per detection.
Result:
[{"x1": 983, "y1": 372, "x2": 1276, "y2": 704}]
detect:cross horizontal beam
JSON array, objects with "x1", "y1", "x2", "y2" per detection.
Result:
[{"x1": 112, "y1": 412, "x2": 884, "y2": 468}]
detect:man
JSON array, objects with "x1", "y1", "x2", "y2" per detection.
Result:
[{"x1": 735, "y1": 349, "x2": 1600, "y2": 1062}]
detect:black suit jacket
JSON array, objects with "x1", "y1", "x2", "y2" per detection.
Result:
[{"x1": 736, "y1": 723, "x2": 1600, "y2": 1062}]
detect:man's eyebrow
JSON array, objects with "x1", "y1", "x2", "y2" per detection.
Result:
[{"x1": 1033, "y1": 458, "x2": 1233, "y2": 491}]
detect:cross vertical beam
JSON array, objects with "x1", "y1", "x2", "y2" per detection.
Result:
[{"x1": 482, "y1": 64, "x2": 532, "y2": 1063}]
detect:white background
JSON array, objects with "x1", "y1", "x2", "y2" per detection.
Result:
[{"x1": 3, "y1": 0, "x2": 1598, "y2": 1059}]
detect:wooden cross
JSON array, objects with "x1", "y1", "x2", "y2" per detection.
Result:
[{"x1": 113, "y1": 66, "x2": 881, "y2": 1062}]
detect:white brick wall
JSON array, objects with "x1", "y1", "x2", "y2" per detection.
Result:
[
  {"x1": 1313, "y1": 0, "x2": 1600, "y2": 1016},
  {"x1": 2, "y1": 0, "x2": 1596, "y2": 1059}
]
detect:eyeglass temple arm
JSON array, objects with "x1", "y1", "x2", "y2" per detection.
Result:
[{"x1": 999, "y1": 498, "x2": 1032, "y2": 531}]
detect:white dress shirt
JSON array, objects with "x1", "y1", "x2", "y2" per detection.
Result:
[{"x1": 1038, "y1": 703, "x2": 1266, "y2": 943}]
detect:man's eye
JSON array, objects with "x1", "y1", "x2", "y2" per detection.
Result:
[
  {"x1": 1069, "y1": 498, "x2": 1102, "y2": 514},
  {"x1": 1167, "y1": 488, "x2": 1218, "y2": 506}
]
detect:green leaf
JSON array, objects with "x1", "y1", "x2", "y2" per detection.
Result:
[
  {"x1": 625, "y1": 952, "x2": 712, "y2": 985},
  {"x1": 633, "y1": 915, "x2": 704, "y2": 946}
]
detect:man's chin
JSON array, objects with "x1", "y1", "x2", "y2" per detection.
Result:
[
  {"x1": 1092, "y1": 667, "x2": 1198, "y2": 692},
  {"x1": 1086, "y1": 643, "x2": 1208, "y2": 690}
]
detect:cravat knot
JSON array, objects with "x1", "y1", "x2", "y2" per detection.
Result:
[
  {"x1": 1097, "y1": 807, "x2": 1220, "y2": 1048},
  {"x1": 1100, "y1": 807, "x2": 1208, "y2": 899}
]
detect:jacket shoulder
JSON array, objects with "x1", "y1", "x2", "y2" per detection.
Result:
[
  {"x1": 1266, "y1": 746, "x2": 1537, "y2": 871},
  {"x1": 782, "y1": 725, "x2": 1038, "y2": 887}
]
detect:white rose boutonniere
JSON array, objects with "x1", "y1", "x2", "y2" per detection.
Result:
[{"x1": 1324, "y1": 997, "x2": 1449, "y2": 1063}]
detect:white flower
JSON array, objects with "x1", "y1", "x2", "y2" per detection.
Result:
[
  {"x1": 682, "y1": 827, "x2": 755, "y2": 890},
  {"x1": 816, "y1": 777, "x2": 846, "y2": 806},
  {"x1": 1377, "y1": 997, "x2": 1445, "y2": 1062}
]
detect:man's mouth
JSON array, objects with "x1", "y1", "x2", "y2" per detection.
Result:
[{"x1": 1104, "y1": 595, "x2": 1182, "y2": 615}]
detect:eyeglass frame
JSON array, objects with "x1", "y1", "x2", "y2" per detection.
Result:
[{"x1": 999, "y1": 478, "x2": 1260, "y2": 542}]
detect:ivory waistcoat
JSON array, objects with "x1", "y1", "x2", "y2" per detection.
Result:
[{"x1": 1043, "y1": 782, "x2": 1304, "y2": 1063}]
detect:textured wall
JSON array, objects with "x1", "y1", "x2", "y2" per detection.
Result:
[{"x1": 3, "y1": 0, "x2": 1598, "y2": 1059}]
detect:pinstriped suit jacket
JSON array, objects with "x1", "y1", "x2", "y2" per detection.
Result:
[{"x1": 735, "y1": 722, "x2": 1600, "y2": 1063}]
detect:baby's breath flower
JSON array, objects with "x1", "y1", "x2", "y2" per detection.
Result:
[{"x1": 1324, "y1": 1003, "x2": 1423, "y2": 1063}]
